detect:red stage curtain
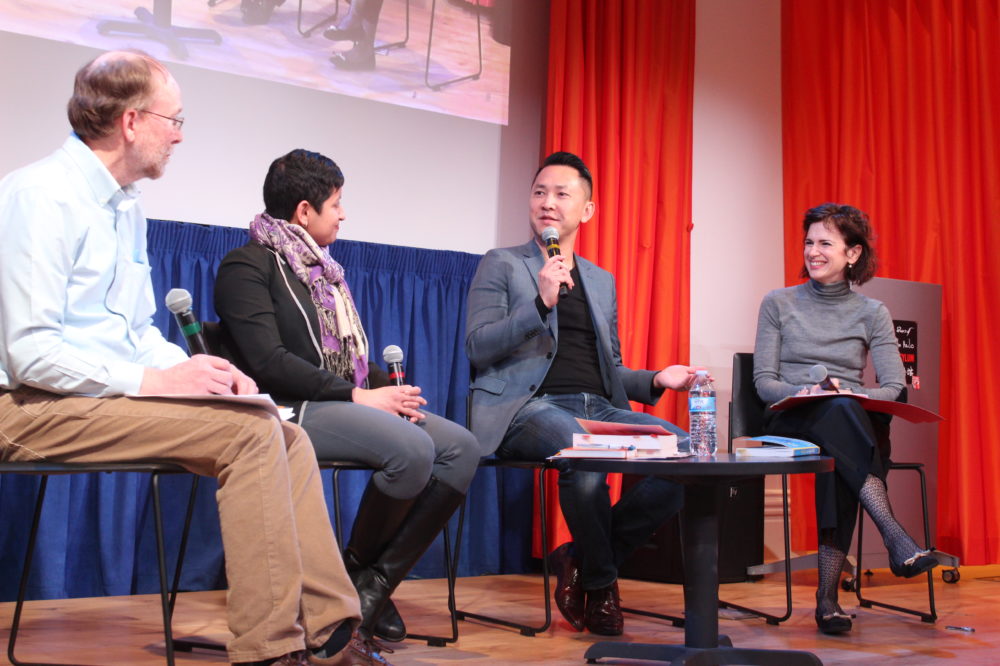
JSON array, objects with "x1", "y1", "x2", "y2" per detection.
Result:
[
  {"x1": 533, "y1": 0, "x2": 696, "y2": 556},
  {"x1": 782, "y1": 0, "x2": 1000, "y2": 563}
]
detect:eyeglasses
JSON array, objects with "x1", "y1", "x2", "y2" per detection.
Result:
[{"x1": 138, "y1": 109, "x2": 185, "y2": 130}]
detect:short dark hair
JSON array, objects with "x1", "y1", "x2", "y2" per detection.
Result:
[
  {"x1": 67, "y1": 50, "x2": 168, "y2": 142},
  {"x1": 799, "y1": 203, "x2": 878, "y2": 285},
  {"x1": 534, "y1": 151, "x2": 594, "y2": 199},
  {"x1": 263, "y1": 149, "x2": 345, "y2": 222}
]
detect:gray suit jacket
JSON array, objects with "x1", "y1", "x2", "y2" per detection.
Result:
[{"x1": 465, "y1": 241, "x2": 662, "y2": 455}]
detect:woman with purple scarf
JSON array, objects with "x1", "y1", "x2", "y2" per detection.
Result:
[{"x1": 214, "y1": 149, "x2": 481, "y2": 651}]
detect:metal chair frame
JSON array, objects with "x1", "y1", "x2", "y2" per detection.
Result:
[
  {"x1": 322, "y1": 461, "x2": 460, "y2": 647},
  {"x1": 2, "y1": 462, "x2": 200, "y2": 666},
  {"x1": 722, "y1": 352, "x2": 959, "y2": 626},
  {"x1": 852, "y1": 461, "x2": 959, "y2": 623},
  {"x1": 454, "y1": 458, "x2": 554, "y2": 636}
]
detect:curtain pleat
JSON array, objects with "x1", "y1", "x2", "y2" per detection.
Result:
[
  {"x1": 782, "y1": 0, "x2": 1000, "y2": 562},
  {"x1": 535, "y1": 0, "x2": 696, "y2": 555}
]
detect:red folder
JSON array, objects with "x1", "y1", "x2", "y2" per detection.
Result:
[{"x1": 769, "y1": 393, "x2": 942, "y2": 423}]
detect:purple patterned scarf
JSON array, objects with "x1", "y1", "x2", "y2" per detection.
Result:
[{"x1": 249, "y1": 212, "x2": 369, "y2": 386}]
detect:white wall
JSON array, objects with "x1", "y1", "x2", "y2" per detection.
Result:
[
  {"x1": 691, "y1": 0, "x2": 785, "y2": 444},
  {"x1": 0, "y1": 25, "x2": 548, "y2": 254}
]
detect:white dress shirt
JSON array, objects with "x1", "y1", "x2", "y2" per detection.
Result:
[{"x1": 0, "y1": 134, "x2": 187, "y2": 396}]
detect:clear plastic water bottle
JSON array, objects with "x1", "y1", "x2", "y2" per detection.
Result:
[{"x1": 688, "y1": 370, "x2": 717, "y2": 456}]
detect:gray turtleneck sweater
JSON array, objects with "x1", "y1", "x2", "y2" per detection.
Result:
[{"x1": 753, "y1": 279, "x2": 905, "y2": 405}]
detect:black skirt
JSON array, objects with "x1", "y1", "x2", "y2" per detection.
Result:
[{"x1": 763, "y1": 396, "x2": 892, "y2": 552}]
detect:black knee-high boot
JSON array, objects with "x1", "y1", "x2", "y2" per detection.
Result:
[
  {"x1": 354, "y1": 477, "x2": 466, "y2": 639},
  {"x1": 345, "y1": 478, "x2": 417, "y2": 642}
]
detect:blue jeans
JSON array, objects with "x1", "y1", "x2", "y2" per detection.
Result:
[{"x1": 498, "y1": 393, "x2": 688, "y2": 589}]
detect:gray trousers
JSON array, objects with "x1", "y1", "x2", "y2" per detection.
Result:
[{"x1": 298, "y1": 400, "x2": 481, "y2": 498}]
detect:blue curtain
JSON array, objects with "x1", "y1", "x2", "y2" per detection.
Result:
[{"x1": 0, "y1": 219, "x2": 539, "y2": 602}]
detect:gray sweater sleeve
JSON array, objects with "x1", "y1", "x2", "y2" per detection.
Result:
[
  {"x1": 753, "y1": 292, "x2": 805, "y2": 403},
  {"x1": 863, "y1": 303, "x2": 906, "y2": 401}
]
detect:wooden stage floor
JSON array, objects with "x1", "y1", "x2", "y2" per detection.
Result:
[{"x1": 3, "y1": 565, "x2": 998, "y2": 665}]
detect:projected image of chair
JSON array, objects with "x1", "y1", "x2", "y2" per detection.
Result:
[
  {"x1": 318, "y1": 0, "x2": 482, "y2": 89},
  {"x1": 97, "y1": 1, "x2": 222, "y2": 60}
]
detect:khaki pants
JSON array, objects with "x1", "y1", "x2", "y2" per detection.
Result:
[{"x1": 0, "y1": 387, "x2": 361, "y2": 663}]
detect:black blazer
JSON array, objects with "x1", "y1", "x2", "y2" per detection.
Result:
[{"x1": 213, "y1": 242, "x2": 387, "y2": 411}]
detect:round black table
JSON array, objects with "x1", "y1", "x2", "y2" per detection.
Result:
[{"x1": 568, "y1": 453, "x2": 834, "y2": 666}]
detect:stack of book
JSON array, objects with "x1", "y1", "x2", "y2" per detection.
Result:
[{"x1": 550, "y1": 419, "x2": 686, "y2": 459}]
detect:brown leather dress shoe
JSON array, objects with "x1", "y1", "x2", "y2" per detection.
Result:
[
  {"x1": 548, "y1": 542, "x2": 585, "y2": 631},
  {"x1": 584, "y1": 580, "x2": 624, "y2": 636}
]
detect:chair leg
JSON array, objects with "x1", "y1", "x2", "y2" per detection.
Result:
[
  {"x1": 150, "y1": 474, "x2": 177, "y2": 666},
  {"x1": 456, "y1": 466, "x2": 552, "y2": 636},
  {"x1": 168, "y1": 475, "x2": 200, "y2": 617},
  {"x1": 169, "y1": 476, "x2": 225, "y2": 654},
  {"x1": 297, "y1": 0, "x2": 341, "y2": 37},
  {"x1": 403, "y1": 514, "x2": 461, "y2": 646},
  {"x1": 854, "y1": 465, "x2": 937, "y2": 622},
  {"x1": 424, "y1": 0, "x2": 483, "y2": 90},
  {"x1": 718, "y1": 474, "x2": 793, "y2": 625},
  {"x1": 374, "y1": 0, "x2": 409, "y2": 52},
  {"x1": 8, "y1": 476, "x2": 48, "y2": 666}
]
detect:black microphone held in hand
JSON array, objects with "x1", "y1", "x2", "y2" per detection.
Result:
[
  {"x1": 808, "y1": 364, "x2": 840, "y2": 393},
  {"x1": 165, "y1": 288, "x2": 208, "y2": 356},
  {"x1": 382, "y1": 345, "x2": 409, "y2": 420},
  {"x1": 541, "y1": 226, "x2": 570, "y2": 299}
]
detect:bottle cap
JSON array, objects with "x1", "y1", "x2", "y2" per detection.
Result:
[{"x1": 695, "y1": 370, "x2": 708, "y2": 377}]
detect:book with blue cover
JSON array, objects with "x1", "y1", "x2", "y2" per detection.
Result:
[{"x1": 733, "y1": 435, "x2": 821, "y2": 457}]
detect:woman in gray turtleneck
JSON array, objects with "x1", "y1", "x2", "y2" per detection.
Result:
[{"x1": 753, "y1": 203, "x2": 936, "y2": 636}]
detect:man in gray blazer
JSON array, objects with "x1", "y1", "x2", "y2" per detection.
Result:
[{"x1": 465, "y1": 151, "x2": 700, "y2": 636}]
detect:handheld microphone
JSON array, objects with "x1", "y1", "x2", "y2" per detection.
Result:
[
  {"x1": 540, "y1": 226, "x2": 569, "y2": 299},
  {"x1": 165, "y1": 288, "x2": 208, "y2": 356},
  {"x1": 808, "y1": 364, "x2": 840, "y2": 393},
  {"x1": 382, "y1": 345, "x2": 409, "y2": 420}
]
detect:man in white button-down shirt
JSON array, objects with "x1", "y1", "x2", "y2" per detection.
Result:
[{"x1": 0, "y1": 50, "x2": 388, "y2": 666}]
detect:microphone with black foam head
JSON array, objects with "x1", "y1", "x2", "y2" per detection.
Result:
[
  {"x1": 382, "y1": 345, "x2": 409, "y2": 420},
  {"x1": 165, "y1": 288, "x2": 209, "y2": 356},
  {"x1": 808, "y1": 364, "x2": 840, "y2": 393},
  {"x1": 540, "y1": 225, "x2": 569, "y2": 299}
]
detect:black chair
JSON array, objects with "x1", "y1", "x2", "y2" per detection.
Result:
[
  {"x1": 718, "y1": 352, "x2": 802, "y2": 624},
  {"x1": 456, "y1": 460, "x2": 685, "y2": 635},
  {"x1": 2, "y1": 462, "x2": 201, "y2": 666},
  {"x1": 724, "y1": 352, "x2": 959, "y2": 625},
  {"x1": 204, "y1": 320, "x2": 461, "y2": 646},
  {"x1": 851, "y1": 463, "x2": 960, "y2": 621},
  {"x1": 320, "y1": 460, "x2": 460, "y2": 646},
  {"x1": 454, "y1": 457, "x2": 554, "y2": 636},
  {"x1": 457, "y1": 372, "x2": 683, "y2": 636}
]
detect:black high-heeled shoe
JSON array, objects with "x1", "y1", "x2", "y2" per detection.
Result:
[
  {"x1": 815, "y1": 609, "x2": 852, "y2": 635},
  {"x1": 323, "y1": 23, "x2": 364, "y2": 41},
  {"x1": 889, "y1": 549, "x2": 938, "y2": 578}
]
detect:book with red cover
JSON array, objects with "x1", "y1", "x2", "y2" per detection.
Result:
[{"x1": 769, "y1": 393, "x2": 942, "y2": 423}]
